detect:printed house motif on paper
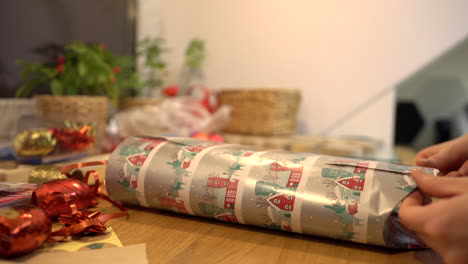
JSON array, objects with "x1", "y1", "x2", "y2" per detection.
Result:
[
  {"x1": 267, "y1": 193, "x2": 295, "y2": 211},
  {"x1": 118, "y1": 138, "x2": 165, "y2": 191},
  {"x1": 207, "y1": 177, "x2": 239, "y2": 209},
  {"x1": 321, "y1": 160, "x2": 369, "y2": 240},
  {"x1": 162, "y1": 144, "x2": 209, "y2": 213},
  {"x1": 336, "y1": 176, "x2": 365, "y2": 191},
  {"x1": 198, "y1": 151, "x2": 253, "y2": 223},
  {"x1": 385, "y1": 163, "x2": 436, "y2": 193},
  {"x1": 127, "y1": 154, "x2": 147, "y2": 166},
  {"x1": 255, "y1": 157, "x2": 306, "y2": 232},
  {"x1": 157, "y1": 196, "x2": 188, "y2": 214}
]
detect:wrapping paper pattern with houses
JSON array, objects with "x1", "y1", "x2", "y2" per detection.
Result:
[
  {"x1": 302, "y1": 158, "x2": 377, "y2": 244},
  {"x1": 187, "y1": 145, "x2": 263, "y2": 223},
  {"x1": 105, "y1": 137, "x2": 221, "y2": 212},
  {"x1": 106, "y1": 137, "x2": 438, "y2": 248},
  {"x1": 239, "y1": 151, "x2": 313, "y2": 232}
]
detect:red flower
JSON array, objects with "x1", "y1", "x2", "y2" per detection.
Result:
[
  {"x1": 162, "y1": 85, "x2": 179, "y2": 97},
  {"x1": 56, "y1": 55, "x2": 65, "y2": 65},
  {"x1": 112, "y1": 66, "x2": 121, "y2": 74},
  {"x1": 98, "y1": 43, "x2": 106, "y2": 50},
  {"x1": 51, "y1": 126, "x2": 94, "y2": 152},
  {"x1": 109, "y1": 76, "x2": 116, "y2": 83},
  {"x1": 56, "y1": 64, "x2": 65, "y2": 73}
]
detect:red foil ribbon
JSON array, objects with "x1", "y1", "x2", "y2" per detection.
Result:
[
  {"x1": 35, "y1": 160, "x2": 126, "y2": 239},
  {"x1": 50, "y1": 194, "x2": 127, "y2": 238},
  {"x1": 1, "y1": 161, "x2": 126, "y2": 257},
  {"x1": 51, "y1": 126, "x2": 94, "y2": 152},
  {"x1": 0, "y1": 204, "x2": 52, "y2": 257},
  {"x1": 60, "y1": 160, "x2": 108, "y2": 178},
  {"x1": 32, "y1": 177, "x2": 97, "y2": 219}
]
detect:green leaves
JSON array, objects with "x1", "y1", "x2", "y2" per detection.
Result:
[
  {"x1": 16, "y1": 79, "x2": 38, "y2": 97},
  {"x1": 50, "y1": 79, "x2": 63, "y2": 95},
  {"x1": 16, "y1": 60, "x2": 56, "y2": 97},
  {"x1": 16, "y1": 38, "x2": 208, "y2": 102},
  {"x1": 137, "y1": 37, "x2": 168, "y2": 94},
  {"x1": 15, "y1": 41, "x2": 139, "y2": 105},
  {"x1": 185, "y1": 39, "x2": 205, "y2": 70},
  {"x1": 77, "y1": 62, "x2": 87, "y2": 76},
  {"x1": 108, "y1": 81, "x2": 120, "y2": 106}
]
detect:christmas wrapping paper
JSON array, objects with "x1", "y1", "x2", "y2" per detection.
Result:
[{"x1": 105, "y1": 137, "x2": 437, "y2": 248}]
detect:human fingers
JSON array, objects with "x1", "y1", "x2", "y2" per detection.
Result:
[
  {"x1": 401, "y1": 194, "x2": 468, "y2": 264},
  {"x1": 415, "y1": 135, "x2": 468, "y2": 173},
  {"x1": 413, "y1": 144, "x2": 442, "y2": 166},
  {"x1": 446, "y1": 171, "x2": 462, "y2": 177},
  {"x1": 458, "y1": 160, "x2": 468, "y2": 176},
  {"x1": 418, "y1": 194, "x2": 468, "y2": 264},
  {"x1": 416, "y1": 148, "x2": 462, "y2": 174},
  {"x1": 411, "y1": 169, "x2": 468, "y2": 198},
  {"x1": 399, "y1": 190, "x2": 428, "y2": 232},
  {"x1": 413, "y1": 138, "x2": 456, "y2": 165}
]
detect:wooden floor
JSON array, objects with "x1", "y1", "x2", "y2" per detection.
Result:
[{"x1": 106, "y1": 202, "x2": 430, "y2": 264}]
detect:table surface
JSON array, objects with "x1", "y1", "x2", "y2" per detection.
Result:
[
  {"x1": 106, "y1": 205, "x2": 429, "y2": 264},
  {"x1": 100, "y1": 146, "x2": 428, "y2": 264},
  {"x1": 5, "y1": 146, "x2": 433, "y2": 264}
]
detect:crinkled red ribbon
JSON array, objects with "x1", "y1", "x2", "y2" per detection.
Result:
[
  {"x1": 51, "y1": 160, "x2": 126, "y2": 239},
  {"x1": 51, "y1": 126, "x2": 94, "y2": 152}
]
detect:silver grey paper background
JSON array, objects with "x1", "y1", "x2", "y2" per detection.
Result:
[{"x1": 105, "y1": 136, "x2": 437, "y2": 248}]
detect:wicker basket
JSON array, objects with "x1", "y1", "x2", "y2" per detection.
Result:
[
  {"x1": 119, "y1": 97, "x2": 164, "y2": 111},
  {"x1": 35, "y1": 95, "x2": 109, "y2": 122},
  {"x1": 35, "y1": 95, "x2": 110, "y2": 152},
  {"x1": 218, "y1": 89, "x2": 301, "y2": 135}
]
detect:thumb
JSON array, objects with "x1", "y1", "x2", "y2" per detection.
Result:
[
  {"x1": 415, "y1": 150, "x2": 452, "y2": 173},
  {"x1": 458, "y1": 160, "x2": 468, "y2": 176},
  {"x1": 410, "y1": 169, "x2": 468, "y2": 198},
  {"x1": 416, "y1": 143, "x2": 468, "y2": 174}
]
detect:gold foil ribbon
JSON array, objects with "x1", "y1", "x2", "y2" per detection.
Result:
[
  {"x1": 29, "y1": 165, "x2": 67, "y2": 184},
  {"x1": 14, "y1": 129, "x2": 57, "y2": 157}
]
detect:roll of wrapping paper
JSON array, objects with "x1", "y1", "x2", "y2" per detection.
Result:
[{"x1": 105, "y1": 137, "x2": 438, "y2": 248}]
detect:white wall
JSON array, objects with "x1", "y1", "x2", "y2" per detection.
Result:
[{"x1": 139, "y1": 0, "x2": 468, "y2": 158}]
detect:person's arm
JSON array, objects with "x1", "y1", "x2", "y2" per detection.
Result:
[
  {"x1": 414, "y1": 134, "x2": 468, "y2": 175},
  {"x1": 399, "y1": 169, "x2": 468, "y2": 264}
]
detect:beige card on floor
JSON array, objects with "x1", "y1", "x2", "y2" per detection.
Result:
[
  {"x1": 0, "y1": 244, "x2": 148, "y2": 264},
  {"x1": 40, "y1": 227, "x2": 123, "y2": 252}
]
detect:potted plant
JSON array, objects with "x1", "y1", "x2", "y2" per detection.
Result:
[
  {"x1": 119, "y1": 37, "x2": 168, "y2": 110},
  {"x1": 16, "y1": 41, "x2": 139, "y2": 105},
  {"x1": 159, "y1": 38, "x2": 206, "y2": 97},
  {"x1": 180, "y1": 38, "x2": 205, "y2": 94},
  {"x1": 117, "y1": 38, "x2": 207, "y2": 110},
  {"x1": 16, "y1": 41, "x2": 139, "y2": 149}
]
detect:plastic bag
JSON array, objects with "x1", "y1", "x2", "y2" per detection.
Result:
[{"x1": 113, "y1": 97, "x2": 231, "y2": 138}]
